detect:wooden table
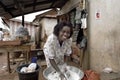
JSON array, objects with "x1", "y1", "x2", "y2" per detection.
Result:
[{"x1": 0, "y1": 44, "x2": 31, "y2": 73}]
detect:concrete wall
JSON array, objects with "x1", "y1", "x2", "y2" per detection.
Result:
[
  {"x1": 89, "y1": 0, "x2": 120, "y2": 72},
  {"x1": 40, "y1": 18, "x2": 57, "y2": 39},
  {"x1": 39, "y1": 18, "x2": 57, "y2": 48}
]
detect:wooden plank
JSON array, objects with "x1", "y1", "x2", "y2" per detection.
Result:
[{"x1": 0, "y1": 40, "x2": 22, "y2": 46}]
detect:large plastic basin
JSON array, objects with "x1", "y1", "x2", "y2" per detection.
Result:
[{"x1": 43, "y1": 66, "x2": 84, "y2": 80}]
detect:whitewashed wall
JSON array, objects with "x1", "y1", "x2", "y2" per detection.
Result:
[
  {"x1": 40, "y1": 18, "x2": 57, "y2": 40},
  {"x1": 89, "y1": 0, "x2": 120, "y2": 72},
  {"x1": 38, "y1": 18, "x2": 57, "y2": 48}
]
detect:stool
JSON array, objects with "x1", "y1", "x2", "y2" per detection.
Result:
[{"x1": 10, "y1": 51, "x2": 27, "y2": 64}]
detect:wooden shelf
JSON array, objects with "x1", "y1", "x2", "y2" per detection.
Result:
[{"x1": 0, "y1": 40, "x2": 22, "y2": 46}]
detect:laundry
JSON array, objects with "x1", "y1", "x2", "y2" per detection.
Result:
[{"x1": 47, "y1": 69, "x2": 80, "y2": 80}]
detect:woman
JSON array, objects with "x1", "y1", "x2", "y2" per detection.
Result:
[{"x1": 43, "y1": 21, "x2": 73, "y2": 79}]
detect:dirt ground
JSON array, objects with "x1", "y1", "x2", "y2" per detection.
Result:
[
  {"x1": 1, "y1": 53, "x2": 120, "y2": 80},
  {"x1": 0, "y1": 53, "x2": 80, "y2": 80}
]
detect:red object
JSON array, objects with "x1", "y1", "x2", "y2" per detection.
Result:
[
  {"x1": 82, "y1": 70, "x2": 100, "y2": 80},
  {"x1": 96, "y1": 12, "x2": 100, "y2": 18}
]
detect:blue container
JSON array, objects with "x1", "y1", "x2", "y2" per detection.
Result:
[{"x1": 31, "y1": 57, "x2": 37, "y2": 63}]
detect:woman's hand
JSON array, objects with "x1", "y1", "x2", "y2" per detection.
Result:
[{"x1": 59, "y1": 72, "x2": 67, "y2": 80}]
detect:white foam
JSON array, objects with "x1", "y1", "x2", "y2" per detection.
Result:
[{"x1": 47, "y1": 69, "x2": 80, "y2": 80}]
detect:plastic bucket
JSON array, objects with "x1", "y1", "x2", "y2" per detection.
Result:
[{"x1": 16, "y1": 64, "x2": 40, "y2": 80}]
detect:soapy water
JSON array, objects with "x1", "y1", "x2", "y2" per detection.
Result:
[
  {"x1": 48, "y1": 69, "x2": 80, "y2": 80},
  {"x1": 45, "y1": 64, "x2": 83, "y2": 80}
]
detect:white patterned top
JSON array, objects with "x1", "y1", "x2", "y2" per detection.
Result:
[{"x1": 43, "y1": 34, "x2": 72, "y2": 67}]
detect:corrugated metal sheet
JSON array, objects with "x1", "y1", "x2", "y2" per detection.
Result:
[
  {"x1": 4, "y1": 19, "x2": 35, "y2": 41},
  {"x1": 0, "y1": 0, "x2": 68, "y2": 19}
]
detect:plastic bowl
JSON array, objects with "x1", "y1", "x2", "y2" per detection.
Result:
[{"x1": 43, "y1": 66, "x2": 84, "y2": 80}]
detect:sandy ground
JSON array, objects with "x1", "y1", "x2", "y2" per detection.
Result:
[
  {"x1": 1, "y1": 52, "x2": 120, "y2": 80},
  {"x1": 0, "y1": 53, "x2": 80, "y2": 80}
]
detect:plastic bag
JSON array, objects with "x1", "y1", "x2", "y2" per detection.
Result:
[{"x1": 82, "y1": 70, "x2": 100, "y2": 80}]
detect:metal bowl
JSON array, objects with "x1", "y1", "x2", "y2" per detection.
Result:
[{"x1": 43, "y1": 66, "x2": 84, "y2": 80}]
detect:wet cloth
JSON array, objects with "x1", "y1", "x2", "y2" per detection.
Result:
[{"x1": 43, "y1": 34, "x2": 72, "y2": 67}]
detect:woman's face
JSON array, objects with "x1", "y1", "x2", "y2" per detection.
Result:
[{"x1": 58, "y1": 26, "x2": 71, "y2": 41}]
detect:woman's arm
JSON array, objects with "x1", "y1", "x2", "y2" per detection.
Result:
[
  {"x1": 65, "y1": 55, "x2": 71, "y2": 65},
  {"x1": 49, "y1": 59, "x2": 67, "y2": 79},
  {"x1": 49, "y1": 59, "x2": 61, "y2": 73}
]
